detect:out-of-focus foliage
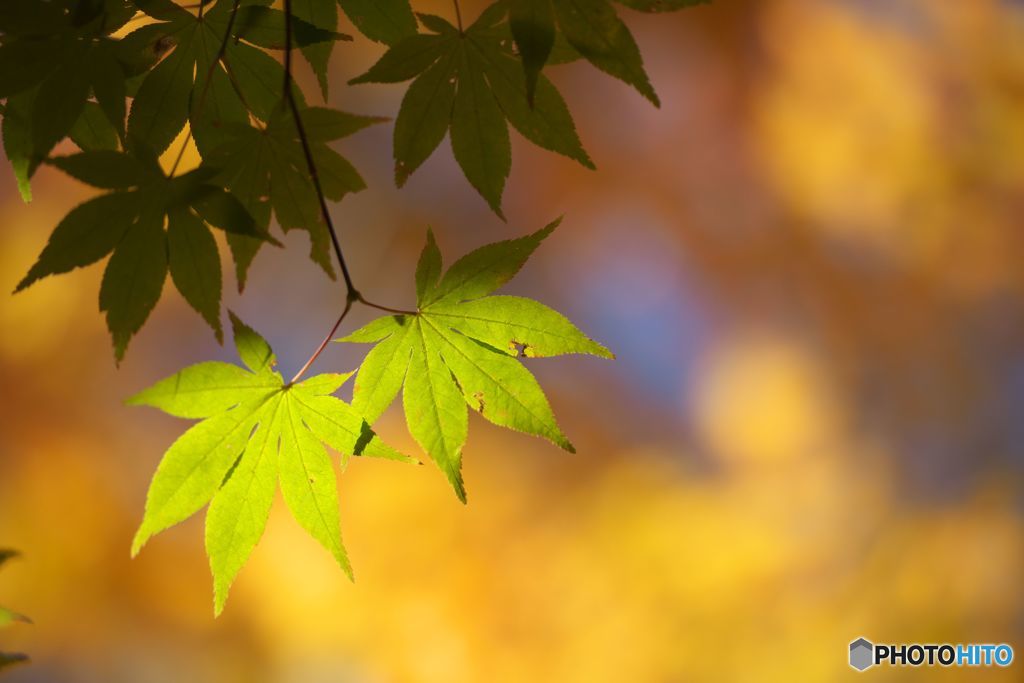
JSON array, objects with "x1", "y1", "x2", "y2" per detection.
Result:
[
  {"x1": 755, "y1": 0, "x2": 1024, "y2": 271},
  {"x1": 0, "y1": 550, "x2": 28, "y2": 672}
]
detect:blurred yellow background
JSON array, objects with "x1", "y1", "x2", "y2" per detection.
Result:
[{"x1": 2, "y1": 0, "x2": 1024, "y2": 681}]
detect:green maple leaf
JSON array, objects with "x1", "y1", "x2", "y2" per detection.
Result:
[
  {"x1": 350, "y1": 6, "x2": 592, "y2": 217},
  {"x1": 206, "y1": 105, "x2": 384, "y2": 288},
  {"x1": 128, "y1": 314, "x2": 413, "y2": 615},
  {"x1": 16, "y1": 150, "x2": 271, "y2": 358},
  {"x1": 338, "y1": 220, "x2": 612, "y2": 501}
]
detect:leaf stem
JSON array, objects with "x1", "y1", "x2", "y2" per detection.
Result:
[
  {"x1": 452, "y1": 0, "x2": 464, "y2": 32},
  {"x1": 358, "y1": 297, "x2": 417, "y2": 315},
  {"x1": 289, "y1": 297, "x2": 354, "y2": 385}
]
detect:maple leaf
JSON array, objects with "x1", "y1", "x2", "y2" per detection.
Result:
[
  {"x1": 508, "y1": 0, "x2": 556, "y2": 104},
  {"x1": 16, "y1": 150, "x2": 271, "y2": 358},
  {"x1": 508, "y1": 0, "x2": 710, "y2": 107},
  {"x1": 0, "y1": 0, "x2": 138, "y2": 200},
  {"x1": 350, "y1": 6, "x2": 592, "y2": 217},
  {"x1": 206, "y1": 106, "x2": 384, "y2": 288},
  {"x1": 128, "y1": 1, "x2": 380, "y2": 288},
  {"x1": 338, "y1": 220, "x2": 612, "y2": 501},
  {"x1": 229, "y1": 2, "x2": 353, "y2": 98},
  {"x1": 548, "y1": 0, "x2": 660, "y2": 105},
  {"x1": 128, "y1": 314, "x2": 413, "y2": 615},
  {"x1": 127, "y1": 0, "x2": 341, "y2": 155},
  {"x1": 338, "y1": 0, "x2": 417, "y2": 45}
]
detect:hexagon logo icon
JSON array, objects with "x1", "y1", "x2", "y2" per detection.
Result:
[{"x1": 849, "y1": 637, "x2": 874, "y2": 671}]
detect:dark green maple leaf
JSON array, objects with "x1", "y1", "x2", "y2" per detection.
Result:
[
  {"x1": 509, "y1": 0, "x2": 555, "y2": 104},
  {"x1": 127, "y1": 0, "x2": 323, "y2": 157},
  {"x1": 351, "y1": 6, "x2": 592, "y2": 217},
  {"x1": 0, "y1": 0, "x2": 137, "y2": 199},
  {"x1": 338, "y1": 220, "x2": 612, "y2": 501},
  {"x1": 231, "y1": 2, "x2": 353, "y2": 98},
  {"x1": 127, "y1": 0, "x2": 380, "y2": 289},
  {"x1": 551, "y1": 0, "x2": 660, "y2": 105},
  {"x1": 129, "y1": 314, "x2": 413, "y2": 614},
  {"x1": 5, "y1": 0, "x2": 384, "y2": 357},
  {"x1": 206, "y1": 105, "x2": 385, "y2": 288},
  {"x1": 68, "y1": 101, "x2": 122, "y2": 153},
  {"x1": 508, "y1": 0, "x2": 711, "y2": 107},
  {"x1": 338, "y1": 0, "x2": 417, "y2": 45},
  {"x1": 17, "y1": 150, "x2": 271, "y2": 358}
]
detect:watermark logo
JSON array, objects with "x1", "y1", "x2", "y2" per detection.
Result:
[
  {"x1": 848, "y1": 638, "x2": 1013, "y2": 671},
  {"x1": 849, "y1": 638, "x2": 874, "y2": 671}
]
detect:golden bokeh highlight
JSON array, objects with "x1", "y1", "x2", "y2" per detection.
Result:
[{"x1": 693, "y1": 335, "x2": 839, "y2": 467}]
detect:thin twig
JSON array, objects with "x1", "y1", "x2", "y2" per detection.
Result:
[
  {"x1": 289, "y1": 298, "x2": 354, "y2": 384},
  {"x1": 452, "y1": 0, "x2": 464, "y2": 32},
  {"x1": 282, "y1": 0, "x2": 358, "y2": 298}
]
